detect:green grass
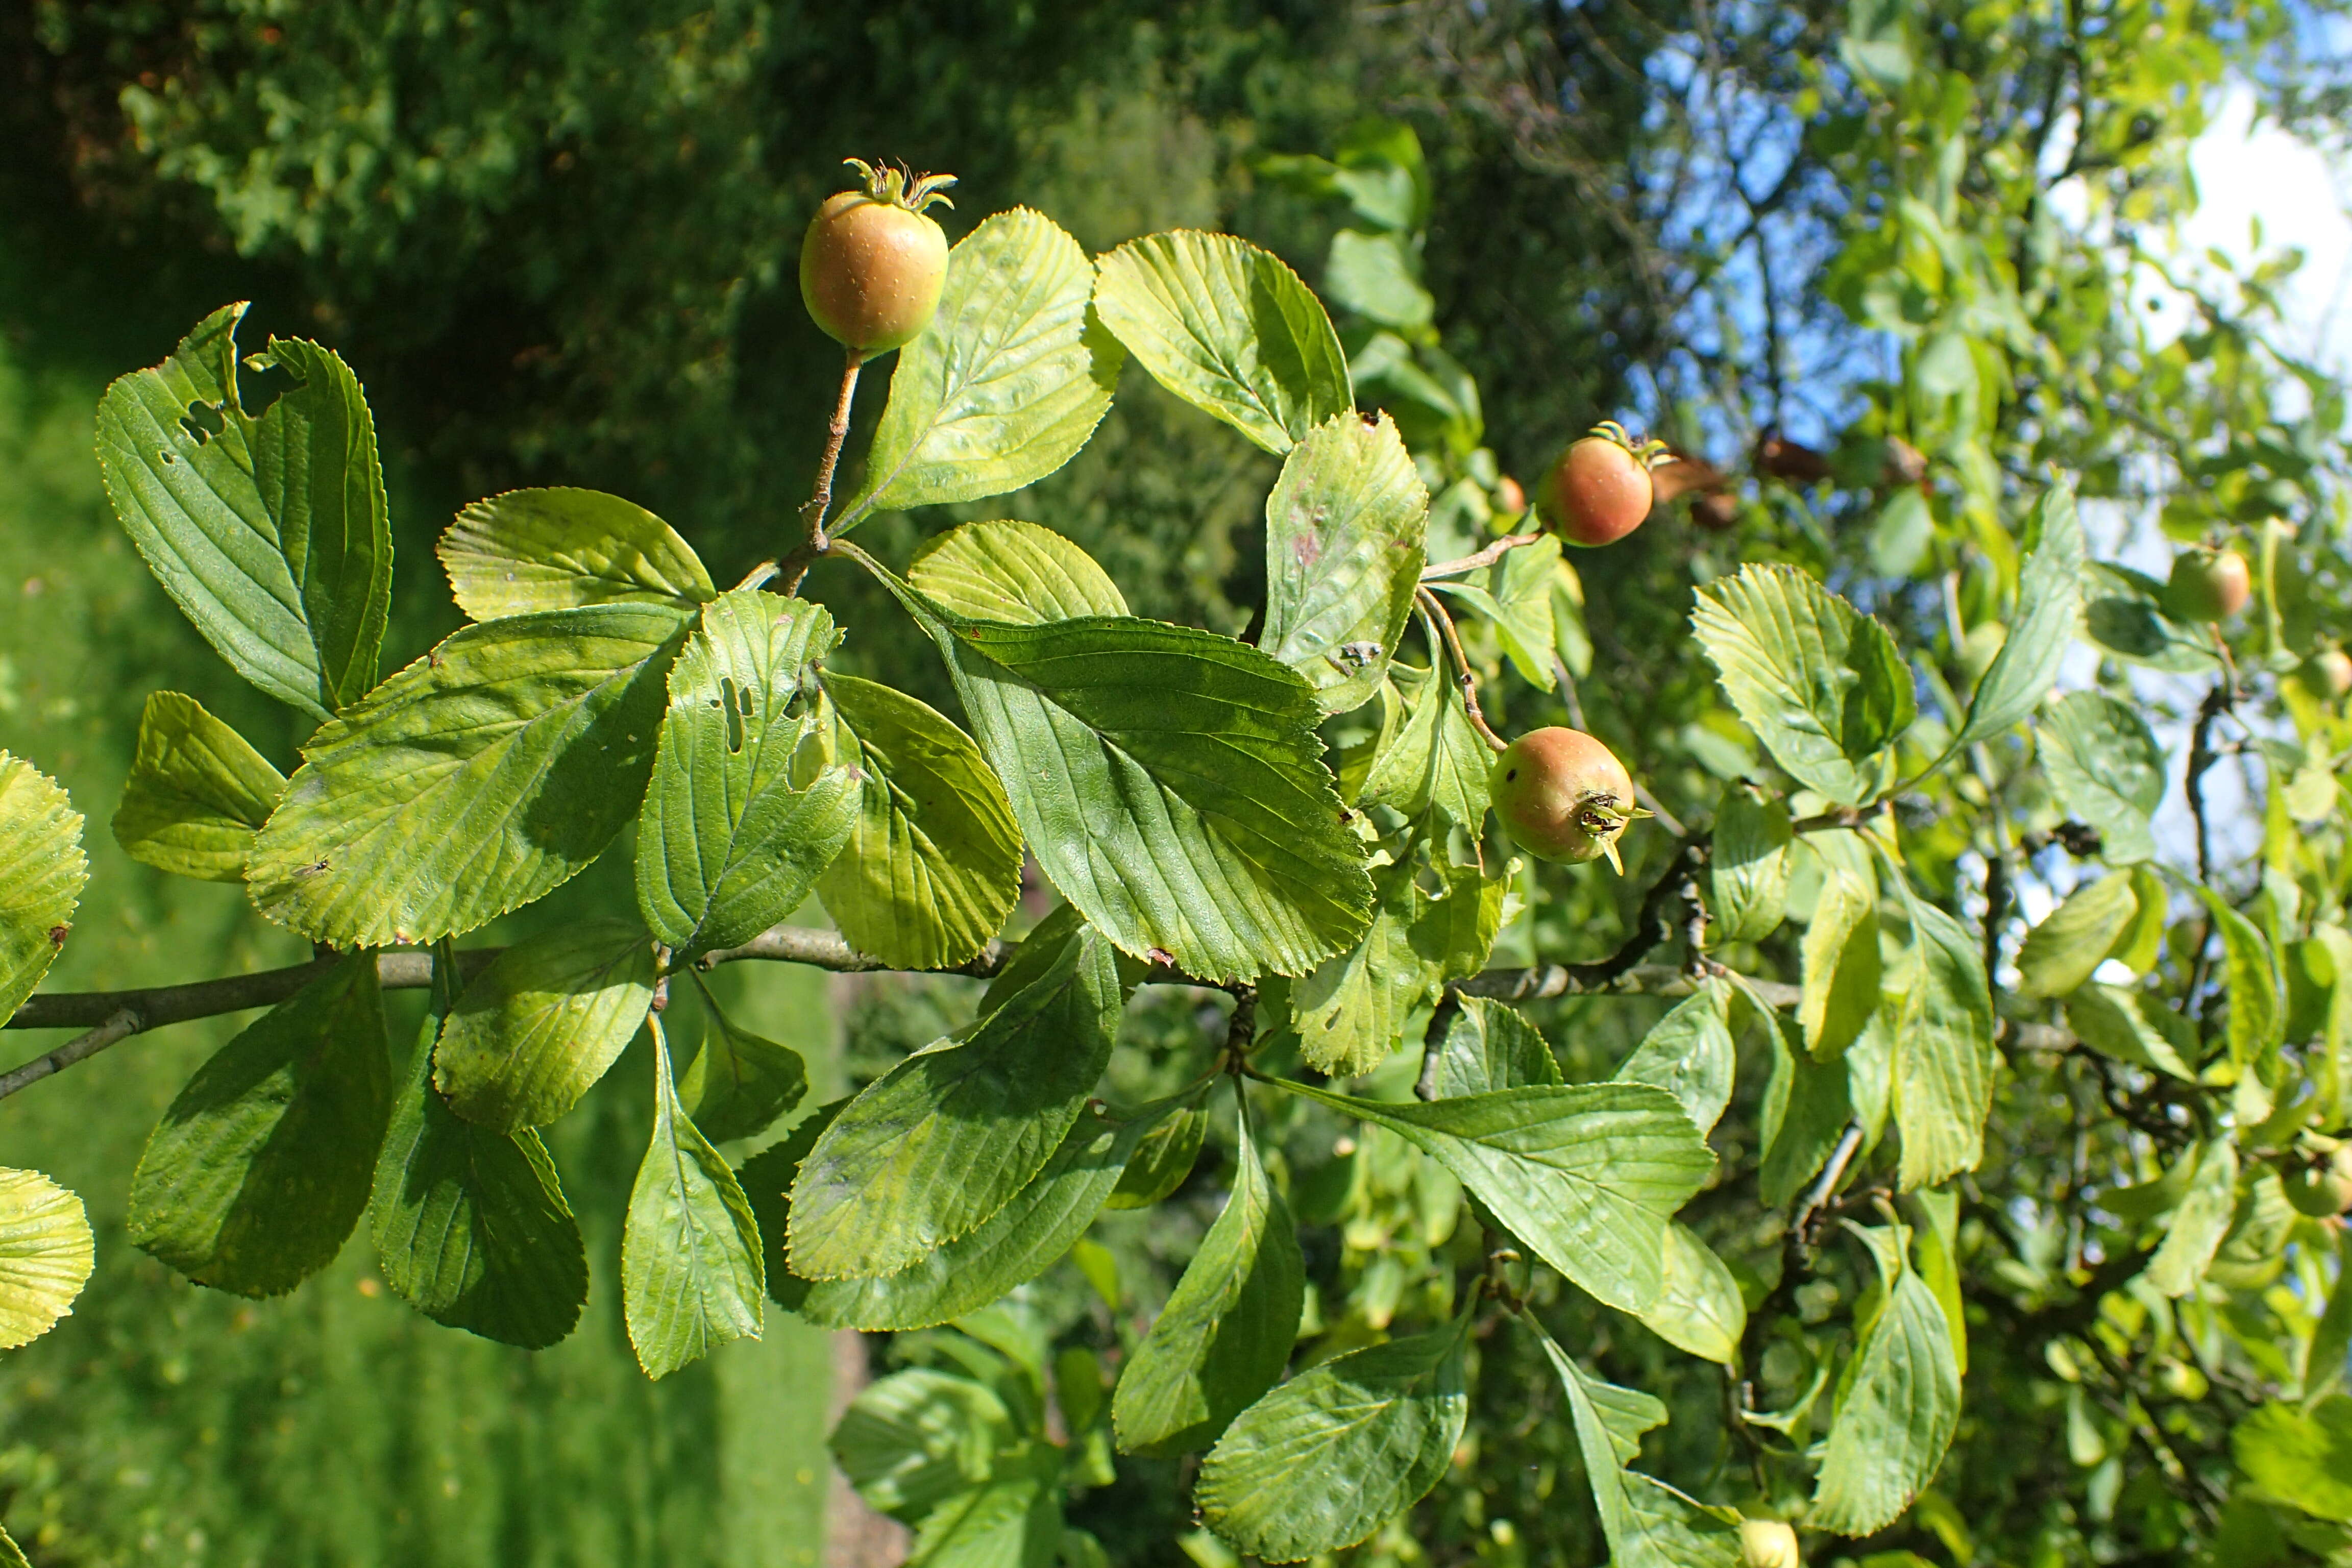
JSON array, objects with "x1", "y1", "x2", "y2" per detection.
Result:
[{"x1": 0, "y1": 334, "x2": 839, "y2": 1567}]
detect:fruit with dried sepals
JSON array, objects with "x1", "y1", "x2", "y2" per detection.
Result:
[
  {"x1": 1739, "y1": 1519, "x2": 1802, "y2": 1568},
  {"x1": 800, "y1": 158, "x2": 957, "y2": 355},
  {"x1": 1540, "y1": 422, "x2": 1669, "y2": 547},
  {"x1": 2160, "y1": 545, "x2": 2251, "y2": 624},
  {"x1": 1489, "y1": 726, "x2": 1649, "y2": 872},
  {"x1": 2306, "y1": 645, "x2": 2352, "y2": 699}
]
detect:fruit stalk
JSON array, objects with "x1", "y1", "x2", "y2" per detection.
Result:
[
  {"x1": 779, "y1": 349, "x2": 865, "y2": 595},
  {"x1": 1415, "y1": 586, "x2": 1508, "y2": 752}
]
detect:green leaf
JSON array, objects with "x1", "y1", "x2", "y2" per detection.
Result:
[
  {"x1": 774, "y1": 1104, "x2": 1153, "y2": 1332},
  {"x1": 2144, "y1": 1136, "x2": 2237, "y2": 1298},
  {"x1": 248, "y1": 603, "x2": 690, "y2": 946},
  {"x1": 96, "y1": 305, "x2": 391, "y2": 718},
  {"x1": 832, "y1": 1364, "x2": 1018, "y2": 1520},
  {"x1": 372, "y1": 972, "x2": 588, "y2": 1349},
  {"x1": 1093, "y1": 231, "x2": 1352, "y2": 455},
  {"x1": 1358, "y1": 665, "x2": 1491, "y2": 837},
  {"x1": 1431, "y1": 996, "x2": 1562, "y2": 1097},
  {"x1": 2235, "y1": 1398, "x2": 2352, "y2": 1523},
  {"x1": 2080, "y1": 561, "x2": 2218, "y2": 673},
  {"x1": 126, "y1": 952, "x2": 389, "y2": 1296},
  {"x1": 788, "y1": 923, "x2": 1121, "y2": 1278},
  {"x1": 1634, "y1": 1221, "x2": 1748, "y2": 1365},
  {"x1": 1884, "y1": 890, "x2": 1996, "y2": 1190},
  {"x1": 1259, "y1": 412, "x2": 1428, "y2": 713},
  {"x1": 2064, "y1": 984, "x2": 2197, "y2": 1080},
  {"x1": 0, "y1": 1168, "x2": 95, "y2": 1349},
  {"x1": 623, "y1": 1022, "x2": 765, "y2": 1379},
  {"x1": 2200, "y1": 888, "x2": 2284, "y2": 1067},
  {"x1": 1801, "y1": 869, "x2": 1882, "y2": 1061},
  {"x1": 2038, "y1": 692, "x2": 2166, "y2": 864},
  {"x1": 1535, "y1": 1325, "x2": 1744, "y2": 1567},
  {"x1": 1809, "y1": 1222, "x2": 1962, "y2": 1536},
  {"x1": 909, "y1": 520, "x2": 1129, "y2": 623},
  {"x1": 907, "y1": 1456, "x2": 1064, "y2": 1568},
  {"x1": 1615, "y1": 979, "x2": 1736, "y2": 1137},
  {"x1": 1432, "y1": 536, "x2": 1565, "y2": 693},
  {"x1": 111, "y1": 691, "x2": 287, "y2": 883},
  {"x1": 1325, "y1": 229, "x2": 1434, "y2": 329},
  {"x1": 1292, "y1": 865, "x2": 1438, "y2": 1079},
  {"x1": 0, "y1": 752, "x2": 86, "y2": 1022},
  {"x1": 869, "y1": 565, "x2": 1372, "y2": 982},
  {"x1": 2306, "y1": 1230, "x2": 2352, "y2": 1403},
  {"x1": 1281, "y1": 1080, "x2": 1713, "y2": 1312},
  {"x1": 843, "y1": 208, "x2": 1120, "y2": 522},
  {"x1": 1114, "y1": 1103, "x2": 1305, "y2": 1456},
  {"x1": 817, "y1": 674, "x2": 1023, "y2": 972},
  {"x1": 1950, "y1": 485, "x2": 2083, "y2": 749},
  {"x1": 2016, "y1": 872, "x2": 2139, "y2": 999},
  {"x1": 438, "y1": 487, "x2": 715, "y2": 620},
  {"x1": 1760, "y1": 1010, "x2": 1853, "y2": 1209},
  {"x1": 430, "y1": 920, "x2": 656, "y2": 1131},
  {"x1": 1107, "y1": 1097, "x2": 1210, "y2": 1209},
  {"x1": 676, "y1": 983, "x2": 806, "y2": 1144},
  {"x1": 1710, "y1": 786, "x2": 1794, "y2": 942},
  {"x1": 1691, "y1": 565, "x2": 1915, "y2": 806},
  {"x1": 1907, "y1": 1186, "x2": 1968, "y2": 1375},
  {"x1": 1410, "y1": 862, "x2": 1508, "y2": 981},
  {"x1": 635, "y1": 589, "x2": 859, "y2": 957},
  {"x1": 1195, "y1": 1310, "x2": 1471, "y2": 1561}
]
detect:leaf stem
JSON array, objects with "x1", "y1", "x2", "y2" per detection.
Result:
[
  {"x1": 1414, "y1": 585, "x2": 1508, "y2": 752},
  {"x1": 1419, "y1": 532, "x2": 1544, "y2": 581},
  {"x1": 777, "y1": 349, "x2": 865, "y2": 596}
]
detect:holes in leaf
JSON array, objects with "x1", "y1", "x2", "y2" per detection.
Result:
[
  {"x1": 237, "y1": 353, "x2": 300, "y2": 421},
  {"x1": 720, "y1": 677, "x2": 745, "y2": 753},
  {"x1": 179, "y1": 401, "x2": 227, "y2": 445}
]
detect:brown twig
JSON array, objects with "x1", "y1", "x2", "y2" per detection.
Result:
[
  {"x1": 1415, "y1": 585, "x2": 1508, "y2": 751},
  {"x1": 777, "y1": 349, "x2": 865, "y2": 595},
  {"x1": 1415, "y1": 990, "x2": 1465, "y2": 1102},
  {"x1": 1420, "y1": 532, "x2": 1545, "y2": 581}
]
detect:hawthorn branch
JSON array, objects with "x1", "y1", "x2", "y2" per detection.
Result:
[
  {"x1": 1420, "y1": 533, "x2": 1545, "y2": 581},
  {"x1": 777, "y1": 348, "x2": 865, "y2": 596},
  {"x1": 1415, "y1": 586, "x2": 1508, "y2": 751}
]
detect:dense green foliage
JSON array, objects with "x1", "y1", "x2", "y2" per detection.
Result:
[{"x1": 9, "y1": 1, "x2": 2352, "y2": 1565}]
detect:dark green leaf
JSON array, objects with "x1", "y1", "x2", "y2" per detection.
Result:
[
  {"x1": 438, "y1": 487, "x2": 715, "y2": 620},
  {"x1": 1195, "y1": 1310, "x2": 1471, "y2": 1561},
  {"x1": 623, "y1": 1023, "x2": 765, "y2": 1379},
  {"x1": 1535, "y1": 1324, "x2": 1744, "y2": 1566},
  {"x1": 1114, "y1": 1103, "x2": 1304, "y2": 1455},
  {"x1": 431, "y1": 920, "x2": 656, "y2": 1131},
  {"x1": 636, "y1": 589, "x2": 861, "y2": 957},
  {"x1": 1281, "y1": 1080, "x2": 1713, "y2": 1312},
  {"x1": 1884, "y1": 889, "x2": 1996, "y2": 1190},
  {"x1": 676, "y1": 982, "x2": 807, "y2": 1143},
  {"x1": 789, "y1": 923, "x2": 1121, "y2": 1278},
  {"x1": 372, "y1": 987, "x2": 587, "y2": 1350},
  {"x1": 2038, "y1": 692, "x2": 2166, "y2": 864},
  {"x1": 816, "y1": 673, "x2": 1023, "y2": 971},
  {"x1": 1431, "y1": 996, "x2": 1562, "y2": 1097},
  {"x1": 0, "y1": 752, "x2": 86, "y2": 1022},
  {"x1": 0, "y1": 1168, "x2": 96, "y2": 1349},
  {"x1": 1690, "y1": 565, "x2": 1915, "y2": 806},
  {"x1": 248, "y1": 603, "x2": 690, "y2": 946},
  {"x1": 1810, "y1": 1222, "x2": 1962, "y2": 1536},
  {"x1": 1615, "y1": 978, "x2": 1735, "y2": 1136},
  {"x1": 2016, "y1": 872, "x2": 2139, "y2": 999},
  {"x1": 1800, "y1": 869, "x2": 1881, "y2": 1061},
  {"x1": 112, "y1": 691, "x2": 287, "y2": 883},
  {"x1": 96, "y1": 306, "x2": 391, "y2": 718},
  {"x1": 1710, "y1": 785, "x2": 1794, "y2": 942},
  {"x1": 1950, "y1": 484, "x2": 2083, "y2": 748},
  {"x1": 1259, "y1": 412, "x2": 1428, "y2": 713},
  {"x1": 909, "y1": 520, "x2": 1128, "y2": 623},
  {"x1": 1094, "y1": 231, "x2": 1352, "y2": 455},
  {"x1": 868, "y1": 563, "x2": 1371, "y2": 982},
  {"x1": 126, "y1": 952, "x2": 389, "y2": 1297}
]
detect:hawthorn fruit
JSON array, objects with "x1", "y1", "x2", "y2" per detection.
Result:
[
  {"x1": 1541, "y1": 423, "x2": 1662, "y2": 547},
  {"x1": 800, "y1": 158, "x2": 956, "y2": 355},
  {"x1": 1740, "y1": 1519, "x2": 1802, "y2": 1568},
  {"x1": 2284, "y1": 1146, "x2": 2352, "y2": 1217},
  {"x1": 1492, "y1": 474, "x2": 1527, "y2": 518},
  {"x1": 2161, "y1": 545, "x2": 2251, "y2": 624},
  {"x1": 2307, "y1": 645, "x2": 2352, "y2": 699},
  {"x1": 1489, "y1": 726, "x2": 1644, "y2": 871}
]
